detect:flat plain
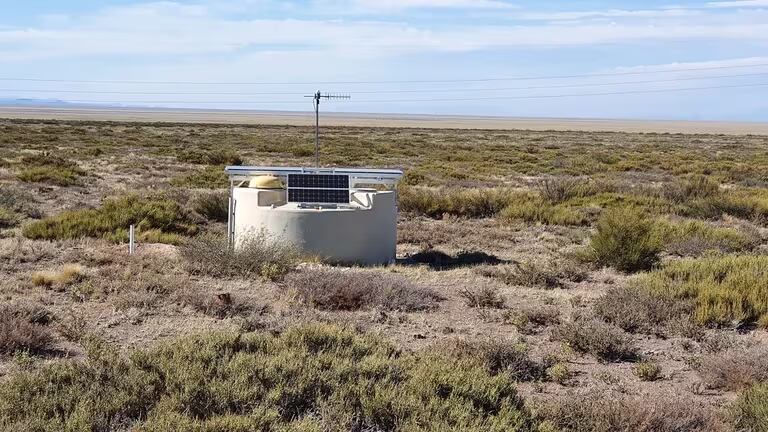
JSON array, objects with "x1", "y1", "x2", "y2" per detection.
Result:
[{"x1": 1, "y1": 117, "x2": 767, "y2": 431}]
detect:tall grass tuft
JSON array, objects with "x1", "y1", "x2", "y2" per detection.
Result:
[{"x1": 398, "y1": 186, "x2": 519, "y2": 218}]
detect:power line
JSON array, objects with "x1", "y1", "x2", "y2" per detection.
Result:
[
  {"x1": 1, "y1": 63, "x2": 767, "y2": 86},
  {"x1": 18, "y1": 82, "x2": 766, "y2": 105},
  {"x1": 3, "y1": 71, "x2": 767, "y2": 96}
]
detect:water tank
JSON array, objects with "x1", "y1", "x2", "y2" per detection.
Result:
[{"x1": 225, "y1": 166, "x2": 403, "y2": 266}]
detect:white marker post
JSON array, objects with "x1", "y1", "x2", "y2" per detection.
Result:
[{"x1": 129, "y1": 224, "x2": 135, "y2": 255}]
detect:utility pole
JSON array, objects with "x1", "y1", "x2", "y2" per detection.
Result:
[{"x1": 305, "y1": 91, "x2": 350, "y2": 167}]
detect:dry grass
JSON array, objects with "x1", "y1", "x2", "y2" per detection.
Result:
[
  {"x1": 285, "y1": 269, "x2": 441, "y2": 312},
  {"x1": 593, "y1": 285, "x2": 694, "y2": 335},
  {"x1": 537, "y1": 393, "x2": 725, "y2": 432},
  {"x1": 696, "y1": 346, "x2": 768, "y2": 391},
  {"x1": 478, "y1": 260, "x2": 587, "y2": 289},
  {"x1": 731, "y1": 384, "x2": 768, "y2": 432},
  {"x1": 31, "y1": 264, "x2": 85, "y2": 288},
  {"x1": 436, "y1": 339, "x2": 544, "y2": 381}
]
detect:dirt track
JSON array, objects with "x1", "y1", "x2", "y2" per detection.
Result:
[{"x1": 1, "y1": 106, "x2": 767, "y2": 135}]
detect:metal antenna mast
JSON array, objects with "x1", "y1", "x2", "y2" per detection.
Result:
[{"x1": 305, "y1": 91, "x2": 350, "y2": 167}]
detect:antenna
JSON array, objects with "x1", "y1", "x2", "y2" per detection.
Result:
[{"x1": 304, "y1": 91, "x2": 350, "y2": 167}]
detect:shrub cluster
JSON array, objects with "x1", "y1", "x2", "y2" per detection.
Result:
[
  {"x1": 437, "y1": 339, "x2": 544, "y2": 381},
  {"x1": 658, "y1": 219, "x2": 758, "y2": 257},
  {"x1": 636, "y1": 255, "x2": 768, "y2": 328},
  {"x1": 285, "y1": 269, "x2": 440, "y2": 312},
  {"x1": 593, "y1": 285, "x2": 694, "y2": 334},
  {"x1": 537, "y1": 392, "x2": 724, "y2": 432},
  {"x1": 551, "y1": 319, "x2": 637, "y2": 362},
  {"x1": 181, "y1": 233, "x2": 300, "y2": 281},
  {"x1": 170, "y1": 165, "x2": 229, "y2": 189},
  {"x1": 22, "y1": 195, "x2": 196, "y2": 244},
  {"x1": 176, "y1": 148, "x2": 243, "y2": 166},
  {"x1": 479, "y1": 260, "x2": 587, "y2": 289},
  {"x1": 732, "y1": 384, "x2": 768, "y2": 432},
  {"x1": 0, "y1": 187, "x2": 42, "y2": 228},
  {"x1": 0, "y1": 324, "x2": 537, "y2": 431},
  {"x1": 193, "y1": 190, "x2": 229, "y2": 223},
  {"x1": 696, "y1": 346, "x2": 768, "y2": 391},
  {"x1": 586, "y1": 206, "x2": 662, "y2": 272},
  {"x1": 0, "y1": 303, "x2": 55, "y2": 355},
  {"x1": 16, "y1": 153, "x2": 85, "y2": 186},
  {"x1": 398, "y1": 186, "x2": 518, "y2": 218},
  {"x1": 459, "y1": 285, "x2": 506, "y2": 309}
]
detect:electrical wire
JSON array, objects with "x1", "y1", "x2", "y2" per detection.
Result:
[
  {"x1": 3, "y1": 71, "x2": 767, "y2": 96},
  {"x1": 1, "y1": 63, "x2": 767, "y2": 85},
  {"x1": 24, "y1": 81, "x2": 767, "y2": 105}
]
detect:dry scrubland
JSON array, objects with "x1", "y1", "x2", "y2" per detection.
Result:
[{"x1": 1, "y1": 119, "x2": 768, "y2": 431}]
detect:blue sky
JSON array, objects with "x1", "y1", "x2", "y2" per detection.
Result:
[{"x1": 1, "y1": 0, "x2": 768, "y2": 120}]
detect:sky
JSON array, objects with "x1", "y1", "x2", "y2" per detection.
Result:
[{"x1": 1, "y1": 0, "x2": 768, "y2": 120}]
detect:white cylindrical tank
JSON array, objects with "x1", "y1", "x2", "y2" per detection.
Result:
[{"x1": 232, "y1": 188, "x2": 397, "y2": 265}]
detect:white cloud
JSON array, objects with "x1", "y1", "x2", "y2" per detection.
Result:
[
  {"x1": 349, "y1": 0, "x2": 516, "y2": 10},
  {"x1": 707, "y1": 0, "x2": 768, "y2": 8}
]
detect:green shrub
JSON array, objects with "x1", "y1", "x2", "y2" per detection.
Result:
[
  {"x1": 16, "y1": 153, "x2": 85, "y2": 186},
  {"x1": 0, "y1": 207, "x2": 16, "y2": 229},
  {"x1": 171, "y1": 165, "x2": 228, "y2": 189},
  {"x1": 22, "y1": 195, "x2": 196, "y2": 243},
  {"x1": 398, "y1": 186, "x2": 518, "y2": 218},
  {"x1": 180, "y1": 233, "x2": 299, "y2": 281},
  {"x1": 546, "y1": 363, "x2": 572, "y2": 385},
  {"x1": 587, "y1": 206, "x2": 661, "y2": 272},
  {"x1": 437, "y1": 339, "x2": 544, "y2": 381},
  {"x1": 176, "y1": 148, "x2": 242, "y2": 165},
  {"x1": 551, "y1": 319, "x2": 637, "y2": 362},
  {"x1": 636, "y1": 255, "x2": 768, "y2": 328},
  {"x1": 500, "y1": 198, "x2": 587, "y2": 226},
  {"x1": 634, "y1": 361, "x2": 662, "y2": 381},
  {"x1": 0, "y1": 324, "x2": 537, "y2": 431},
  {"x1": 732, "y1": 384, "x2": 768, "y2": 432},
  {"x1": 662, "y1": 175, "x2": 720, "y2": 204},
  {"x1": 193, "y1": 190, "x2": 229, "y2": 222},
  {"x1": 284, "y1": 269, "x2": 440, "y2": 312},
  {"x1": 657, "y1": 219, "x2": 758, "y2": 256}
]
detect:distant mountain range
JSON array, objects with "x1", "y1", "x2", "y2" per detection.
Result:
[{"x1": 0, "y1": 98, "x2": 113, "y2": 108}]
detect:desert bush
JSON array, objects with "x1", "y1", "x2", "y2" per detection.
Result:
[
  {"x1": 547, "y1": 363, "x2": 572, "y2": 385},
  {"x1": 732, "y1": 384, "x2": 768, "y2": 432},
  {"x1": 634, "y1": 361, "x2": 662, "y2": 381},
  {"x1": 437, "y1": 339, "x2": 544, "y2": 381},
  {"x1": 636, "y1": 255, "x2": 768, "y2": 328},
  {"x1": 459, "y1": 285, "x2": 506, "y2": 309},
  {"x1": 16, "y1": 153, "x2": 85, "y2": 186},
  {"x1": 658, "y1": 219, "x2": 758, "y2": 256},
  {"x1": 696, "y1": 347, "x2": 768, "y2": 391},
  {"x1": 0, "y1": 304, "x2": 55, "y2": 355},
  {"x1": 181, "y1": 232, "x2": 299, "y2": 281},
  {"x1": 551, "y1": 319, "x2": 637, "y2": 362},
  {"x1": 170, "y1": 165, "x2": 228, "y2": 189},
  {"x1": 398, "y1": 186, "x2": 519, "y2": 218},
  {"x1": 176, "y1": 148, "x2": 242, "y2": 165},
  {"x1": 593, "y1": 285, "x2": 693, "y2": 334},
  {"x1": 506, "y1": 306, "x2": 561, "y2": 334},
  {"x1": 285, "y1": 269, "x2": 440, "y2": 312},
  {"x1": 536, "y1": 176, "x2": 586, "y2": 204},
  {"x1": 22, "y1": 195, "x2": 196, "y2": 244},
  {"x1": 500, "y1": 198, "x2": 587, "y2": 226},
  {"x1": 0, "y1": 324, "x2": 537, "y2": 431},
  {"x1": 662, "y1": 175, "x2": 721, "y2": 204},
  {"x1": 586, "y1": 206, "x2": 661, "y2": 272},
  {"x1": 538, "y1": 393, "x2": 724, "y2": 432},
  {"x1": 0, "y1": 187, "x2": 42, "y2": 228},
  {"x1": 479, "y1": 260, "x2": 587, "y2": 289},
  {"x1": 193, "y1": 190, "x2": 229, "y2": 222}
]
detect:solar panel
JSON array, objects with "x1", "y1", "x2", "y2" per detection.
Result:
[{"x1": 287, "y1": 174, "x2": 350, "y2": 204}]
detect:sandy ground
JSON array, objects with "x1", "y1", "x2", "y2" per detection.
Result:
[{"x1": 2, "y1": 106, "x2": 767, "y2": 135}]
